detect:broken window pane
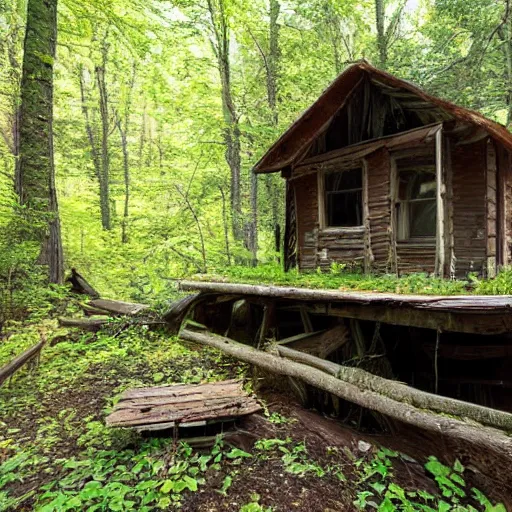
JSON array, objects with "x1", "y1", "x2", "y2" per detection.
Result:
[{"x1": 325, "y1": 168, "x2": 363, "y2": 227}]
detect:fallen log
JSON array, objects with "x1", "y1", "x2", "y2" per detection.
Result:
[
  {"x1": 180, "y1": 328, "x2": 512, "y2": 458},
  {"x1": 66, "y1": 268, "x2": 100, "y2": 298},
  {"x1": 58, "y1": 317, "x2": 110, "y2": 332},
  {"x1": 0, "y1": 337, "x2": 46, "y2": 386},
  {"x1": 80, "y1": 303, "x2": 111, "y2": 316},
  {"x1": 89, "y1": 299, "x2": 148, "y2": 316},
  {"x1": 276, "y1": 345, "x2": 512, "y2": 432}
]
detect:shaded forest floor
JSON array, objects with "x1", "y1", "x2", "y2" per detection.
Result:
[{"x1": 0, "y1": 304, "x2": 507, "y2": 511}]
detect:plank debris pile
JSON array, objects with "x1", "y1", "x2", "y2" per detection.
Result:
[{"x1": 106, "y1": 379, "x2": 261, "y2": 432}]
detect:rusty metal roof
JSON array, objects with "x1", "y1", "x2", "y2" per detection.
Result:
[{"x1": 253, "y1": 61, "x2": 512, "y2": 174}]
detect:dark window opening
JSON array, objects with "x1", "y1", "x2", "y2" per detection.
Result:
[
  {"x1": 325, "y1": 169, "x2": 363, "y2": 227},
  {"x1": 397, "y1": 161, "x2": 436, "y2": 241}
]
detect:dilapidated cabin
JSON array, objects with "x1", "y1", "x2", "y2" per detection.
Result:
[{"x1": 254, "y1": 61, "x2": 512, "y2": 277}]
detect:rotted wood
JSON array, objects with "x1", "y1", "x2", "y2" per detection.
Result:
[
  {"x1": 0, "y1": 337, "x2": 46, "y2": 386},
  {"x1": 180, "y1": 328, "x2": 512, "y2": 457},
  {"x1": 258, "y1": 301, "x2": 277, "y2": 347},
  {"x1": 81, "y1": 303, "x2": 111, "y2": 316},
  {"x1": 308, "y1": 303, "x2": 512, "y2": 335},
  {"x1": 89, "y1": 298, "x2": 148, "y2": 316},
  {"x1": 106, "y1": 379, "x2": 262, "y2": 430},
  {"x1": 278, "y1": 323, "x2": 349, "y2": 358},
  {"x1": 58, "y1": 317, "x2": 110, "y2": 332},
  {"x1": 66, "y1": 268, "x2": 100, "y2": 298}
]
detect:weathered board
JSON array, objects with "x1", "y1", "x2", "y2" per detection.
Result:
[{"x1": 106, "y1": 380, "x2": 262, "y2": 431}]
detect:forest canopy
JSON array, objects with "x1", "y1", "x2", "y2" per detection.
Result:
[{"x1": 1, "y1": 0, "x2": 512, "y2": 300}]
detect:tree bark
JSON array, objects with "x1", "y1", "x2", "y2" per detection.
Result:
[
  {"x1": 375, "y1": 0, "x2": 387, "y2": 69},
  {"x1": 117, "y1": 64, "x2": 136, "y2": 244},
  {"x1": 276, "y1": 344, "x2": 512, "y2": 431},
  {"x1": 207, "y1": 0, "x2": 243, "y2": 240},
  {"x1": 95, "y1": 34, "x2": 112, "y2": 231},
  {"x1": 180, "y1": 328, "x2": 512, "y2": 458},
  {"x1": 16, "y1": 0, "x2": 64, "y2": 284}
]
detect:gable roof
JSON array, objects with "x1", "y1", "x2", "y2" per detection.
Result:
[{"x1": 253, "y1": 61, "x2": 512, "y2": 174}]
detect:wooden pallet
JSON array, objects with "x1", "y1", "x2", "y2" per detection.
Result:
[{"x1": 106, "y1": 379, "x2": 261, "y2": 431}]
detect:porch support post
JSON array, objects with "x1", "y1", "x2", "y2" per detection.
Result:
[
  {"x1": 435, "y1": 128, "x2": 446, "y2": 277},
  {"x1": 486, "y1": 139, "x2": 498, "y2": 278}
]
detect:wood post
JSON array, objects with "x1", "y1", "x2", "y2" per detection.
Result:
[
  {"x1": 435, "y1": 128, "x2": 446, "y2": 277},
  {"x1": 486, "y1": 139, "x2": 497, "y2": 278}
]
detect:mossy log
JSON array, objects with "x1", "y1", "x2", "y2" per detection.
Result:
[
  {"x1": 276, "y1": 344, "x2": 512, "y2": 431},
  {"x1": 180, "y1": 328, "x2": 512, "y2": 458}
]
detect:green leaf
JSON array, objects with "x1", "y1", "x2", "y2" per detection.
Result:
[
  {"x1": 160, "y1": 480, "x2": 174, "y2": 493},
  {"x1": 226, "y1": 448, "x2": 252, "y2": 459},
  {"x1": 183, "y1": 475, "x2": 198, "y2": 491}
]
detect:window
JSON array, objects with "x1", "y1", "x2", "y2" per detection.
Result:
[
  {"x1": 396, "y1": 161, "x2": 436, "y2": 241},
  {"x1": 324, "y1": 168, "x2": 363, "y2": 228}
]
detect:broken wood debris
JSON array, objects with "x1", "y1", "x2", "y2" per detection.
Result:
[
  {"x1": 88, "y1": 298, "x2": 148, "y2": 316},
  {"x1": 0, "y1": 336, "x2": 46, "y2": 387},
  {"x1": 106, "y1": 379, "x2": 262, "y2": 431}
]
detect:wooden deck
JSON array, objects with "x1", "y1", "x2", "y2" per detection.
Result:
[
  {"x1": 177, "y1": 281, "x2": 512, "y2": 334},
  {"x1": 106, "y1": 380, "x2": 262, "y2": 432}
]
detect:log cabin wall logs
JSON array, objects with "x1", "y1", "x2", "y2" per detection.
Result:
[{"x1": 287, "y1": 134, "x2": 500, "y2": 277}]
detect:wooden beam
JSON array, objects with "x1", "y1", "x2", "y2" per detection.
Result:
[
  {"x1": 275, "y1": 344, "x2": 512, "y2": 431},
  {"x1": 435, "y1": 128, "x2": 446, "y2": 277},
  {"x1": 0, "y1": 338, "x2": 46, "y2": 386},
  {"x1": 305, "y1": 303, "x2": 512, "y2": 335},
  {"x1": 277, "y1": 323, "x2": 349, "y2": 358},
  {"x1": 486, "y1": 139, "x2": 497, "y2": 278},
  {"x1": 180, "y1": 328, "x2": 512, "y2": 457}
]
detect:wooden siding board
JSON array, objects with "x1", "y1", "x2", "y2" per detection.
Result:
[
  {"x1": 294, "y1": 174, "x2": 318, "y2": 270},
  {"x1": 366, "y1": 148, "x2": 393, "y2": 273},
  {"x1": 451, "y1": 140, "x2": 487, "y2": 275}
]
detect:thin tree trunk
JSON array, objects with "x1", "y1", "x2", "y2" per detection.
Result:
[
  {"x1": 17, "y1": 0, "x2": 63, "y2": 283},
  {"x1": 505, "y1": 20, "x2": 512, "y2": 127},
  {"x1": 375, "y1": 0, "x2": 387, "y2": 69},
  {"x1": 117, "y1": 64, "x2": 136, "y2": 244},
  {"x1": 219, "y1": 186, "x2": 232, "y2": 266},
  {"x1": 95, "y1": 34, "x2": 111, "y2": 231},
  {"x1": 207, "y1": 0, "x2": 243, "y2": 241}
]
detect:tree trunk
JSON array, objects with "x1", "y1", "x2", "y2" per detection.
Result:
[
  {"x1": 207, "y1": 0, "x2": 243, "y2": 241},
  {"x1": 95, "y1": 35, "x2": 111, "y2": 231},
  {"x1": 180, "y1": 328, "x2": 512, "y2": 458},
  {"x1": 375, "y1": 0, "x2": 387, "y2": 69},
  {"x1": 16, "y1": 0, "x2": 64, "y2": 284},
  {"x1": 117, "y1": 64, "x2": 136, "y2": 244},
  {"x1": 263, "y1": 0, "x2": 282, "y2": 259}
]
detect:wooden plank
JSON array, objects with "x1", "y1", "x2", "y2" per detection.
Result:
[
  {"x1": 107, "y1": 380, "x2": 261, "y2": 428},
  {"x1": 177, "y1": 281, "x2": 512, "y2": 313},
  {"x1": 278, "y1": 323, "x2": 349, "y2": 358},
  {"x1": 487, "y1": 139, "x2": 497, "y2": 278},
  {"x1": 120, "y1": 379, "x2": 241, "y2": 400},
  {"x1": 90, "y1": 298, "x2": 148, "y2": 316},
  {"x1": 435, "y1": 128, "x2": 446, "y2": 277},
  {"x1": 0, "y1": 338, "x2": 46, "y2": 386}
]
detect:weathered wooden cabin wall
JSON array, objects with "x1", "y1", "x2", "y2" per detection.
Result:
[
  {"x1": 289, "y1": 136, "x2": 506, "y2": 276},
  {"x1": 366, "y1": 149, "x2": 392, "y2": 273},
  {"x1": 450, "y1": 140, "x2": 487, "y2": 276}
]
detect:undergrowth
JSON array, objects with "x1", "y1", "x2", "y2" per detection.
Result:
[{"x1": 198, "y1": 262, "x2": 512, "y2": 296}]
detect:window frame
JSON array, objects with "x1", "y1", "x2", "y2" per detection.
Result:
[
  {"x1": 318, "y1": 162, "x2": 367, "y2": 232},
  {"x1": 392, "y1": 151, "x2": 437, "y2": 246}
]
